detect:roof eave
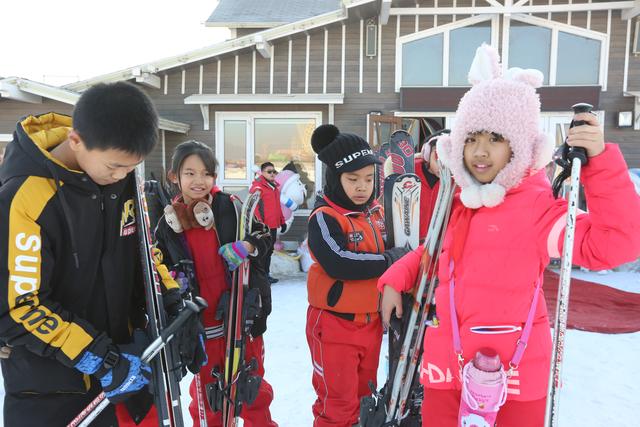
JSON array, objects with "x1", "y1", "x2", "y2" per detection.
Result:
[
  {"x1": 63, "y1": 0, "x2": 375, "y2": 91},
  {"x1": 0, "y1": 78, "x2": 190, "y2": 134},
  {"x1": 204, "y1": 21, "x2": 283, "y2": 28}
]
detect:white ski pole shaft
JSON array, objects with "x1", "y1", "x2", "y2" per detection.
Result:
[{"x1": 544, "y1": 157, "x2": 583, "y2": 427}]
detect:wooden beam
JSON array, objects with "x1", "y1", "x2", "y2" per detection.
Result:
[
  {"x1": 622, "y1": 0, "x2": 640, "y2": 19},
  {"x1": 254, "y1": 35, "x2": 272, "y2": 59},
  {"x1": 380, "y1": 0, "x2": 392, "y2": 25},
  {"x1": 199, "y1": 104, "x2": 210, "y2": 131},
  {"x1": 134, "y1": 73, "x2": 161, "y2": 89},
  {"x1": 0, "y1": 81, "x2": 42, "y2": 103}
]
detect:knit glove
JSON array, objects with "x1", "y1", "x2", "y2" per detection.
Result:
[
  {"x1": 75, "y1": 332, "x2": 151, "y2": 404},
  {"x1": 218, "y1": 241, "x2": 250, "y2": 272}
]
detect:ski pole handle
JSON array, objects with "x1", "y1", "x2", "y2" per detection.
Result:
[
  {"x1": 142, "y1": 297, "x2": 206, "y2": 363},
  {"x1": 67, "y1": 297, "x2": 207, "y2": 427},
  {"x1": 566, "y1": 103, "x2": 593, "y2": 165}
]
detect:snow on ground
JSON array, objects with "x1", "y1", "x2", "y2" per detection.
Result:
[{"x1": 1, "y1": 268, "x2": 638, "y2": 426}]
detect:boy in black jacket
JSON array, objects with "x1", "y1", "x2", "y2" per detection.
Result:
[{"x1": 0, "y1": 82, "x2": 164, "y2": 427}]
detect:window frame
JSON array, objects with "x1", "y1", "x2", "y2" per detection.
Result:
[
  {"x1": 507, "y1": 14, "x2": 609, "y2": 88},
  {"x1": 215, "y1": 111, "x2": 323, "y2": 215},
  {"x1": 396, "y1": 14, "x2": 500, "y2": 91}
]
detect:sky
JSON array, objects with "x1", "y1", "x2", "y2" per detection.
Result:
[{"x1": 0, "y1": 0, "x2": 230, "y2": 86}]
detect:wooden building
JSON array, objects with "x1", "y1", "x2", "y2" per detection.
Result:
[{"x1": 1, "y1": 0, "x2": 639, "y2": 239}]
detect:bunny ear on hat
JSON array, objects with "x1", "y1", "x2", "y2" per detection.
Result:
[
  {"x1": 468, "y1": 43, "x2": 502, "y2": 85},
  {"x1": 503, "y1": 67, "x2": 544, "y2": 89}
]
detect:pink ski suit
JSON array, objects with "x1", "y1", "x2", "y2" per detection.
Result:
[{"x1": 379, "y1": 144, "x2": 640, "y2": 402}]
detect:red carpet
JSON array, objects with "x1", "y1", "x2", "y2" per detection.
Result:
[{"x1": 543, "y1": 270, "x2": 640, "y2": 334}]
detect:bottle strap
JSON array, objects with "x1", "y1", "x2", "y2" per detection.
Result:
[{"x1": 448, "y1": 261, "x2": 542, "y2": 371}]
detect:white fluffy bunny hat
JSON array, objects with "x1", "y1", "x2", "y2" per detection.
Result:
[{"x1": 436, "y1": 44, "x2": 554, "y2": 208}]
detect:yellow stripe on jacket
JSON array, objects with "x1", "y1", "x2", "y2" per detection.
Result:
[{"x1": 7, "y1": 176, "x2": 93, "y2": 360}]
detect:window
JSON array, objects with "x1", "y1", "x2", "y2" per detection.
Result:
[
  {"x1": 397, "y1": 15, "x2": 496, "y2": 89},
  {"x1": 402, "y1": 34, "x2": 443, "y2": 86},
  {"x1": 556, "y1": 32, "x2": 600, "y2": 85},
  {"x1": 223, "y1": 121, "x2": 247, "y2": 179},
  {"x1": 216, "y1": 112, "x2": 322, "y2": 210},
  {"x1": 254, "y1": 118, "x2": 318, "y2": 209},
  {"x1": 509, "y1": 23, "x2": 552, "y2": 85},
  {"x1": 449, "y1": 22, "x2": 492, "y2": 86},
  {"x1": 508, "y1": 16, "x2": 607, "y2": 87}
]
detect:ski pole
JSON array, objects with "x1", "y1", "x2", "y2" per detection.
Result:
[
  {"x1": 545, "y1": 103, "x2": 592, "y2": 427},
  {"x1": 67, "y1": 297, "x2": 207, "y2": 427}
]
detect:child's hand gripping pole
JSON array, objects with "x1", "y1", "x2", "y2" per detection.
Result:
[
  {"x1": 67, "y1": 297, "x2": 208, "y2": 427},
  {"x1": 552, "y1": 103, "x2": 593, "y2": 197},
  {"x1": 545, "y1": 103, "x2": 592, "y2": 427}
]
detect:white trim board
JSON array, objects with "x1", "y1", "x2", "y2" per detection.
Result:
[
  {"x1": 390, "y1": 2, "x2": 635, "y2": 16},
  {"x1": 185, "y1": 94, "x2": 344, "y2": 105}
]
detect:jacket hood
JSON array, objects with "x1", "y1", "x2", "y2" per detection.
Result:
[{"x1": 0, "y1": 113, "x2": 89, "y2": 188}]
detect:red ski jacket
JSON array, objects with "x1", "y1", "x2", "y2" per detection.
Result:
[
  {"x1": 414, "y1": 158, "x2": 440, "y2": 242},
  {"x1": 379, "y1": 144, "x2": 640, "y2": 401},
  {"x1": 250, "y1": 176, "x2": 285, "y2": 229}
]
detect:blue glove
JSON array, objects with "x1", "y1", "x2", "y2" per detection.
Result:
[
  {"x1": 218, "y1": 241, "x2": 249, "y2": 272},
  {"x1": 75, "y1": 333, "x2": 151, "y2": 404}
]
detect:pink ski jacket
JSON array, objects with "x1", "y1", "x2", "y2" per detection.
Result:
[{"x1": 378, "y1": 144, "x2": 640, "y2": 401}]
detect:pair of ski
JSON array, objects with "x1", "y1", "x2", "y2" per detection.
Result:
[
  {"x1": 361, "y1": 159, "x2": 455, "y2": 427},
  {"x1": 202, "y1": 190, "x2": 263, "y2": 427},
  {"x1": 378, "y1": 130, "x2": 421, "y2": 250}
]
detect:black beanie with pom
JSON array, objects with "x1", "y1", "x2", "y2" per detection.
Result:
[
  {"x1": 311, "y1": 124, "x2": 380, "y2": 173},
  {"x1": 311, "y1": 124, "x2": 380, "y2": 211}
]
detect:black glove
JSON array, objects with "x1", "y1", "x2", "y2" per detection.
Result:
[
  {"x1": 176, "y1": 313, "x2": 208, "y2": 375},
  {"x1": 163, "y1": 287, "x2": 182, "y2": 318},
  {"x1": 245, "y1": 227, "x2": 271, "y2": 258},
  {"x1": 383, "y1": 247, "x2": 410, "y2": 267},
  {"x1": 280, "y1": 223, "x2": 288, "y2": 234}
]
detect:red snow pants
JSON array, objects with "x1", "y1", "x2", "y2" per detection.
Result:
[
  {"x1": 306, "y1": 306, "x2": 383, "y2": 427},
  {"x1": 115, "y1": 402, "x2": 158, "y2": 426},
  {"x1": 189, "y1": 336, "x2": 277, "y2": 427},
  {"x1": 422, "y1": 389, "x2": 546, "y2": 427}
]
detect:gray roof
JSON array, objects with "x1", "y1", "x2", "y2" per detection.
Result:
[{"x1": 206, "y1": 0, "x2": 342, "y2": 27}]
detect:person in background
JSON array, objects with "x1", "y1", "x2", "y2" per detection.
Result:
[
  {"x1": 250, "y1": 162, "x2": 286, "y2": 283},
  {"x1": 415, "y1": 130, "x2": 448, "y2": 242}
]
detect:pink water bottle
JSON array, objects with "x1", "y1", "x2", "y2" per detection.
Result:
[{"x1": 457, "y1": 348, "x2": 508, "y2": 427}]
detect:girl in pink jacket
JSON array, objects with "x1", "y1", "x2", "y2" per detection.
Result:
[{"x1": 379, "y1": 44, "x2": 640, "y2": 427}]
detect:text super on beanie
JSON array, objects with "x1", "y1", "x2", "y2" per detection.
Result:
[{"x1": 311, "y1": 124, "x2": 380, "y2": 173}]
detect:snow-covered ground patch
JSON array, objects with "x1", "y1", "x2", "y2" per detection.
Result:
[{"x1": 1, "y1": 269, "x2": 638, "y2": 426}]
